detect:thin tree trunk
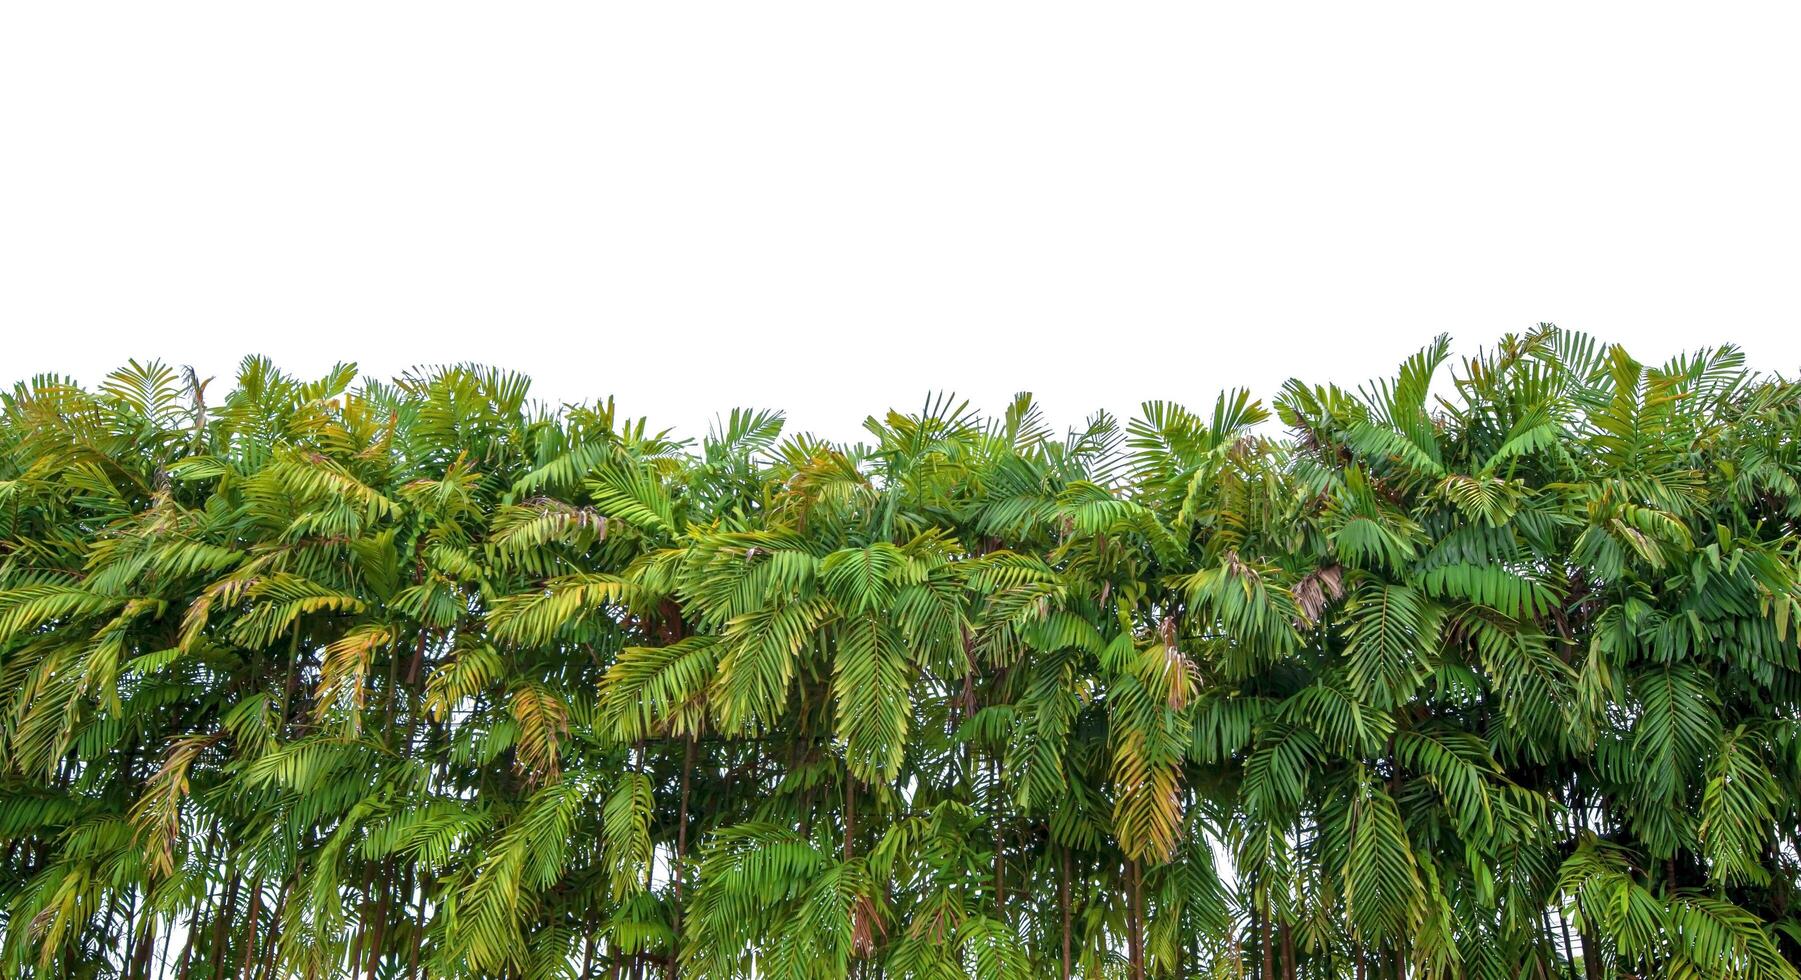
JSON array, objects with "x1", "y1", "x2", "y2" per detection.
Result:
[
  {"x1": 1260, "y1": 906, "x2": 1273, "y2": 980},
  {"x1": 239, "y1": 879, "x2": 263, "y2": 979},
  {"x1": 1573, "y1": 800, "x2": 1603, "y2": 980},
  {"x1": 675, "y1": 732, "x2": 696, "y2": 965},
  {"x1": 365, "y1": 869, "x2": 394, "y2": 980},
  {"x1": 1060, "y1": 846, "x2": 1072, "y2": 980},
  {"x1": 206, "y1": 855, "x2": 243, "y2": 979},
  {"x1": 116, "y1": 890, "x2": 138, "y2": 979},
  {"x1": 407, "y1": 876, "x2": 428, "y2": 980},
  {"x1": 1127, "y1": 858, "x2": 1146, "y2": 980},
  {"x1": 1558, "y1": 909, "x2": 1578, "y2": 980},
  {"x1": 118, "y1": 890, "x2": 139, "y2": 979},
  {"x1": 158, "y1": 908, "x2": 184, "y2": 980},
  {"x1": 580, "y1": 912, "x2": 599, "y2": 980},
  {"x1": 1555, "y1": 789, "x2": 1579, "y2": 980},
  {"x1": 129, "y1": 901, "x2": 156, "y2": 980},
  {"x1": 990, "y1": 755, "x2": 1005, "y2": 919},
  {"x1": 346, "y1": 859, "x2": 375, "y2": 977},
  {"x1": 260, "y1": 879, "x2": 292, "y2": 980},
  {"x1": 176, "y1": 832, "x2": 221, "y2": 980},
  {"x1": 279, "y1": 628, "x2": 301, "y2": 725},
  {"x1": 663, "y1": 603, "x2": 695, "y2": 955},
  {"x1": 844, "y1": 775, "x2": 856, "y2": 862},
  {"x1": 1387, "y1": 736, "x2": 1408, "y2": 979}
]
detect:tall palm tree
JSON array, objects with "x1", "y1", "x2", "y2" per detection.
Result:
[{"x1": 1, "y1": 329, "x2": 1797, "y2": 979}]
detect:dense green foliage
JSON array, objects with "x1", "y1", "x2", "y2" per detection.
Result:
[{"x1": 2, "y1": 327, "x2": 1799, "y2": 979}]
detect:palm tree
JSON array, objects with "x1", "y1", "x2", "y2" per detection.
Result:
[{"x1": 1, "y1": 329, "x2": 1796, "y2": 979}]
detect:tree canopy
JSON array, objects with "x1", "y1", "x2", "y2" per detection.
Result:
[{"x1": 1, "y1": 326, "x2": 1798, "y2": 979}]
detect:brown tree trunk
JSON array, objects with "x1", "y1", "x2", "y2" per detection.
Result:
[
  {"x1": 1127, "y1": 859, "x2": 1146, "y2": 980},
  {"x1": 1577, "y1": 921, "x2": 1603, "y2": 980},
  {"x1": 579, "y1": 913, "x2": 599, "y2": 980},
  {"x1": 260, "y1": 879, "x2": 292, "y2": 979},
  {"x1": 176, "y1": 833, "x2": 221, "y2": 980},
  {"x1": 1261, "y1": 907, "x2": 1274, "y2": 980},
  {"x1": 120, "y1": 892, "x2": 139, "y2": 979},
  {"x1": 346, "y1": 860, "x2": 375, "y2": 976},
  {"x1": 1060, "y1": 846, "x2": 1072, "y2": 980},
  {"x1": 843, "y1": 775, "x2": 856, "y2": 862},
  {"x1": 129, "y1": 908, "x2": 156, "y2": 980},
  {"x1": 407, "y1": 877, "x2": 428, "y2": 980},
  {"x1": 990, "y1": 756, "x2": 1005, "y2": 919},
  {"x1": 239, "y1": 879, "x2": 263, "y2": 978},
  {"x1": 207, "y1": 858, "x2": 243, "y2": 978},
  {"x1": 1387, "y1": 737, "x2": 1408, "y2": 980},
  {"x1": 671, "y1": 734, "x2": 696, "y2": 976},
  {"x1": 1558, "y1": 910, "x2": 1578, "y2": 980},
  {"x1": 1572, "y1": 803, "x2": 1603, "y2": 980},
  {"x1": 365, "y1": 870, "x2": 394, "y2": 980}
]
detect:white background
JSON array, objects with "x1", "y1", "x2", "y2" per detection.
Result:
[{"x1": 3, "y1": 3, "x2": 1797, "y2": 444}]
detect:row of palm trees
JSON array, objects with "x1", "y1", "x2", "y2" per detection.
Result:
[{"x1": 0, "y1": 327, "x2": 1797, "y2": 978}]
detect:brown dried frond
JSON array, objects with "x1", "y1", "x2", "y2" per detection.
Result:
[{"x1": 1292, "y1": 563, "x2": 1345, "y2": 625}]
